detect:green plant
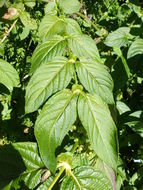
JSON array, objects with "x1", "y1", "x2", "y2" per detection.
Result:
[{"x1": 0, "y1": 0, "x2": 143, "y2": 189}]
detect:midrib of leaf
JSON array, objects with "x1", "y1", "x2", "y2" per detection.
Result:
[
  {"x1": 67, "y1": 22, "x2": 75, "y2": 31},
  {"x1": 33, "y1": 38, "x2": 66, "y2": 64},
  {"x1": 27, "y1": 61, "x2": 70, "y2": 102},
  {"x1": 84, "y1": 94, "x2": 113, "y2": 165},
  {"x1": 70, "y1": 35, "x2": 97, "y2": 58},
  {"x1": 48, "y1": 92, "x2": 74, "y2": 149},
  {"x1": 70, "y1": 171, "x2": 82, "y2": 190},
  {"x1": 21, "y1": 156, "x2": 41, "y2": 169},
  {"x1": 80, "y1": 63, "x2": 106, "y2": 91},
  {"x1": 19, "y1": 168, "x2": 43, "y2": 176},
  {"x1": 65, "y1": 20, "x2": 81, "y2": 34},
  {"x1": 44, "y1": 19, "x2": 64, "y2": 37}
]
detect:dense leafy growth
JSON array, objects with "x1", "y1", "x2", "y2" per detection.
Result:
[{"x1": 0, "y1": 0, "x2": 143, "y2": 189}]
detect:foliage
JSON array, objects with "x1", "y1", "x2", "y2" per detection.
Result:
[{"x1": 0, "y1": 0, "x2": 143, "y2": 189}]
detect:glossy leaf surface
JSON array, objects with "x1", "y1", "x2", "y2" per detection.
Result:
[
  {"x1": 25, "y1": 56, "x2": 73, "y2": 113},
  {"x1": 13, "y1": 143, "x2": 44, "y2": 189},
  {"x1": 38, "y1": 15, "x2": 66, "y2": 41},
  {"x1": 65, "y1": 18, "x2": 82, "y2": 35},
  {"x1": 104, "y1": 27, "x2": 132, "y2": 47},
  {"x1": 30, "y1": 35, "x2": 67, "y2": 73},
  {"x1": 13, "y1": 142, "x2": 44, "y2": 170},
  {"x1": 127, "y1": 38, "x2": 143, "y2": 58},
  {"x1": 59, "y1": 0, "x2": 81, "y2": 14},
  {"x1": 35, "y1": 89, "x2": 77, "y2": 173},
  {"x1": 78, "y1": 93, "x2": 118, "y2": 171},
  {"x1": 61, "y1": 166, "x2": 112, "y2": 190},
  {"x1": 0, "y1": 59, "x2": 19, "y2": 91},
  {"x1": 95, "y1": 159, "x2": 116, "y2": 190},
  {"x1": 76, "y1": 59, "x2": 114, "y2": 104},
  {"x1": 68, "y1": 34, "x2": 100, "y2": 59},
  {"x1": 0, "y1": 143, "x2": 44, "y2": 189}
]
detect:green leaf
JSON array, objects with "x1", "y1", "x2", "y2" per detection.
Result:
[
  {"x1": 0, "y1": 143, "x2": 44, "y2": 189},
  {"x1": 57, "y1": 152, "x2": 78, "y2": 169},
  {"x1": 65, "y1": 18, "x2": 82, "y2": 35},
  {"x1": 19, "y1": 27, "x2": 30, "y2": 41},
  {"x1": 25, "y1": 56, "x2": 73, "y2": 113},
  {"x1": 44, "y1": 2, "x2": 57, "y2": 15},
  {"x1": 0, "y1": 0, "x2": 5, "y2": 7},
  {"x1": 30, "y1": 35, "x2": 67, "y2": 73},
  {"x1": 113, "y1": 47, "x2": 122, "y2": 57},
  {"x1": 124, "y1": 111, "x2": 143, "y2": 138},
  {"x1": 95, "y1": 159, "x2": 116, "y2": 190},
  {"x1": 59, "y1": 0, "x2": 81, "y2": 14},
  {"x1": 0, "y1": 43, "x2": 4, "y2": 56},
  {"x1": 104, "y1": 27, "x2": 132, "y2": 47},
  {"x1": 13, "y1": 143, "x2": 44, "y2": 189},
  {"x1": 0, "y1": 145, "x2": 24, "y2": 181},
  {"x1": 20, "y1": 11, "x2": 37, "y2": 30},
  {"x1": 13, "y1": 142, "x2": 44, "y2": 170},
  {"x1": 36, "y1": 177, "x2": 54, "y2": 190},
  {"x1": 76, "y1": 59, "x2": 114, "y2": 104},
  {"x1": 78, "y1": 93, "x2": 118, "y2": 171},
  {"x1": 20, "y1": 170, "x2": 43, "y2": 189},
  {"x1": 1, "y1": 179, "x2": 20, "y2": 190},
  {"x1": 127, "y1": 38, "x2": 143, "y2": 58},
  {"x1": 116, "y1": 101, "x2": 130, "y2": 115},
  {"x1": 68, "y1": 34, "x2": 100, "y2": 59},
  {"x1": 35, "y1": 89, "x2": 77, "y2": 173},
  {"x1": 0, "y1": 59, "x2": 20, "y2": 91},
  {"x1": 61, "y1": 166, "x2": 112, "y2": 190},
  {"x1": 24, "y1": 0, "x2": 36, "y2": 8},
  {"x1": 38, "y1": 15, "x2": 66, "y2": 41},
  {"x1": 57, "y1": 152, "x2": 74, "y2": 164}
]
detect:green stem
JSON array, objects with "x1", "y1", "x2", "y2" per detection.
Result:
[
  {"x1": 48, "y1": 166, "x2": 65, "y2": 190},
  {"x1": 113, "y1": 47, "x2": 131, "y2": 78},
  {"x1": 121, "y1": 55, "x2": 131, "y2": 78},
  {"x1": 48, "y1": 140, "x2": 78, "y2": 189},
  {"x1": 1, "y1": 19, "x2": 18, "y2": 43},
  {"x1": 76, "y1": 12, "x2": 100, "y2": 31},
  {"x1": 71, "y1": 139, "x2": 79, "y2": 153}
]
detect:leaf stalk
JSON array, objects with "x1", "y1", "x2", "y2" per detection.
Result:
[
  {"x1": 76, "y1": 12, "x2": 100, "y2": 31},
  {"x1": 1, "y1": 19, "x2": 18, "y2": 43},
  {"x1": 48, "y1": 166, "x2": 65, "y2": 190}
]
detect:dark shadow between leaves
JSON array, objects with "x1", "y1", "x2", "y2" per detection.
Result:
[
  {"x1": 0, "y1": 144, "x2": 26, "y2": 189},
  {"x1": 0, "y1": 84, "x2": 10, "y2": 95},
  {"x1": 119, "y1": 110, "x2": 143, "y2": 124},
  {"x1": 112, "y1": 58, "x2": 128, "y2": 91},
  {"x1": 0, "y1": 87, "x2": 35, "y2": 142},
  {"x1": 11, "y1": 87, "x2": 25, "y2": 116},
  {"x1": 0, "y1": 101, "x2": 3, "y2": 124},
  {"x1": 119, "y1": 110, "x2": 143, "y2": 136},
  {"x1": 128, "y1": 54, "x2": 143, "y2": 78}
]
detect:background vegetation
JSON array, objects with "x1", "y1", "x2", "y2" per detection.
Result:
[{"x1": 0, "y1": 0, "x2": 143, "y2": 189}]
